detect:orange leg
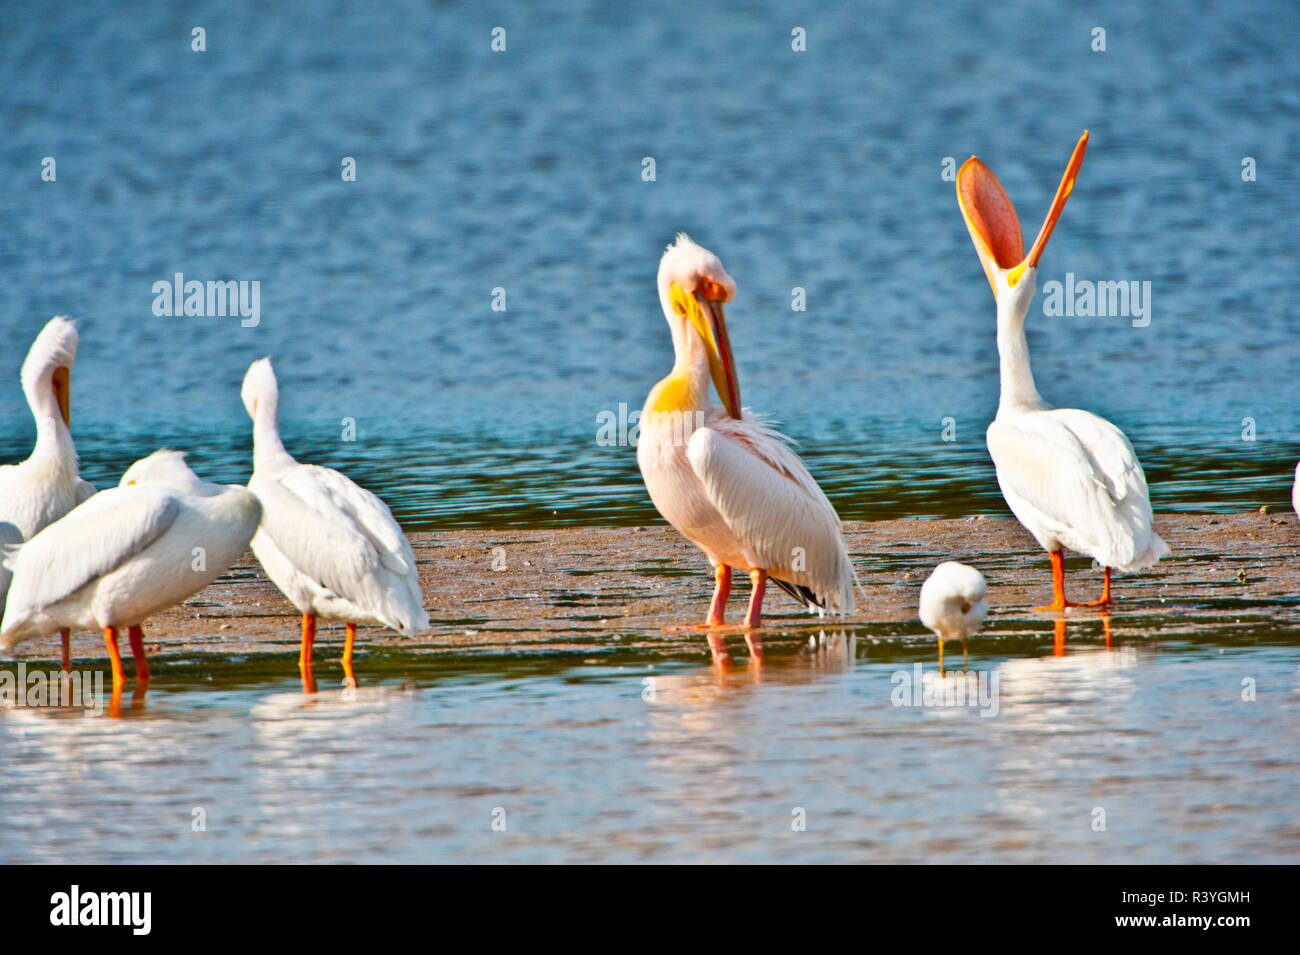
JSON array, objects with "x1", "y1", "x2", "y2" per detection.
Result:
[
  {"x1": 299, "y1": 612, "x2": 316, "y2": 667},
  {"x1": 1053, "y1": 618, "x2": 1067, "y2": 656},
  {"x1": 103, "y1": 626, "x2": 125, "y2": 691},
  {"x1": 127, "y1": 625, "x2": 150, "y2": 683},
  {"x1": 1033, "y1": 550, "x2": 1072, "y2": 612},
  {"x1": 60, "y1": 628, "x2": 71, "y2": 674},
  {"x1": 342, "y1": 622, "x2": 357, "y2": 687},
  {"x1": 743, "y1": 569, "x2": 767, "y2": 629},
  {"x1": 1083, "y1": 567, "x2": 1113, "y2": 607},
  {"x1": 664, "y1": 564, "x2": 735, "y2": 631},
  {"x1": 707, "y1": 564, "x2": 731, "y2": 626}
]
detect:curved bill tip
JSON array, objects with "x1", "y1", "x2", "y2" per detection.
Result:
[{"x1": 1024, "y1": 130, "x2": 1089, "y2": 269}]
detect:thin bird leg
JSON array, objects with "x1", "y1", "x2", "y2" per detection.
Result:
[
  {"x1": 127, "y1": 625, "x2": 150, "y2": 682},
  {"x1": 342, "y1": 622, "x2": 357, "y2": 688},
  {"x1": 706, "y1": 563, "x2": 731, "y2": 626},
  {"x1": 103, "y1": 626, "x2": 125, "y2": 691},
  {"x1": 1033, "y1": 550, "x2": 1071, "y2": 612},
  {"x1": 60, "y1": 628, "x2": 71, "y2": 674},
  {"x1": 299, "y1": 612, "x2": 316, "y2": 667},
  {"x1": 1083, "y1": 567, "x2": 1113, "y2": 607},
  {"x1": 664, "y1": 564, "x2": 734, "y2": 631},
  {"x1": 743, "y1": 569, "x2": 767, "y2": 629}
]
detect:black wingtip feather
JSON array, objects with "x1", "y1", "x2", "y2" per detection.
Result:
[{"x1": 771, "y1": 576, "x2": 824, "y2": 612}]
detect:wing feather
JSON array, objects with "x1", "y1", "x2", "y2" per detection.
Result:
[
  {"x1": 250, "y1": 464, "x2": 426, "y2": 632},
  {"x1": 249, "y1": 472, "x2": 383, "y2": 599},
  {"x1": 987, "y1": 409, "x2": 1167, "y2": 570},
  {"x1": 281, "y1": 466, "x2": 416, "y2": 578},
  {"x1": 1, "y1": 486, "x2": 179, "y2": 634},
  {"x1": 686, "y1": 419, "x2": 854, "y2": 613}
]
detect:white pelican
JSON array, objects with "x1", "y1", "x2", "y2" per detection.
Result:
[
  {"x1": 0, "y1": 317, "x2": 95, "y2": 668},
  {"x1": 919, "y1": 561, "x2": 988, "y2": 666},
  {"x1": 637, "y1": 235, "x2": 856, "y2": 634},
  {"x1": 241, "y1": 358, "x2": 428, "y2": 678},
  {"x1": 0, "y1": 450, "x2": 261, "y2": 689},
  {"x1": 957, "y1": 132, "x2": 1168, "y2": 610}
]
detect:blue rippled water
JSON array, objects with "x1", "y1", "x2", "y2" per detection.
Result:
[{"x1": 2, "y1": 0, "x2": 1297, "y2": 530}]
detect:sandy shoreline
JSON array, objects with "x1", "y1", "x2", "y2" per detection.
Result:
[{"x1": 9, "y1": 512, "x2": 1298, "y2": 669}]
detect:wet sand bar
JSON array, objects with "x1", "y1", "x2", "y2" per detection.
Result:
[{"x1": 12, "y1": 513, "x2": 1298, "y2": 667}]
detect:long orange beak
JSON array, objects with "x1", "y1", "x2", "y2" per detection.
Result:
[
  {"x1": 957, "y1": 130, "x2": 1089, "y2": 295},
  {"x1": 51, "y1": 366, "x2": 71, "y2": 427},
  {"x1": 697, "y1": 293, "x2": 741, "y2": 419},
  {"x1": 669, "y1": 281, "x2": 741, "y2": 418}
]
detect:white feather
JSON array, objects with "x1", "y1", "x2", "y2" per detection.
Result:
[
  {"x1": 242, "y1": 358, "x2": 428, "y2": 634},
  {"x1": 0, "y1": 317, "x2": 96, "y2": 614},
  {"x1": 987, "y1": 407, "x2": 1168, "y2": 571},
  {"x1": 919, "y1": 561, "x2": 988, "y2": 642},
  {"x1": 687, "y1": 416, "x2": 855, "y2": 612},
  {"x1": 0, "y1": 450, "x2": 260, "y2": 647}
]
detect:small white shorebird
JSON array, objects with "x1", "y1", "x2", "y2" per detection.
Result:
[
  {"x1": 241, "y1": 358, "x2": 428, "y2": 679},
  {"x1": 0, "y1": 317, "x2": 96, "y2": 668},
  {"x1": 957, "y1": 132, "x2": 1168, "y2": 610},
  {"x1": 637, "y1": 235, "x2": 856, "y2": 638},
  {"x1": 0, "y1": 450, "x2": 261, "y2": 690},
  {"x1": 919, "y1": 561, "x2": 988, "y2": 667}
]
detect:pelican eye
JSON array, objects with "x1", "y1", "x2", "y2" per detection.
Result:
[{"x1": 699, "y1": 277, "x2": 727, "y2": 301}]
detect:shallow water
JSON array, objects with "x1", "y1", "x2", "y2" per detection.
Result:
[
  {"x1": 2, "y1": 626, "x2": 1296, "y2": 864},
  {"x1": 3, "y1": 0, "x2": 1299, "y2": 527}
]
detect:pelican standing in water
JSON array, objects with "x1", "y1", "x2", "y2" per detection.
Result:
[
  {"x1": 919, "y1": 561, "x2": 988, "y2": 669},
  {"x1": 637, "y1": 235, "x2": 856, "y2": 646},
  {"x1": 0, "y1": 450, "x2": 260, "y2": 690},
  {"x1": 241, "y1": 358, "x2": 428, "y2": 683},
  {"x1": 957, "y1": 132, "x2": 1168, "y2": 610},
  {"x1": 0, "y1": 317, "x2": 96, "y2": 669}
]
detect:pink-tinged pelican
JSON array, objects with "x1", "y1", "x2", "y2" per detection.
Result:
[
  {"x1": 957, "y1": 131, "x2": 1168, "y2": 610},
  {"x1": 637, "y1": 235, "x2": 856, "y2": 636}
]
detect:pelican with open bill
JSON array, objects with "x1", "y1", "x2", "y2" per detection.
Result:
[{"x1": 957, "y1": 132, "x2": 1168, "y2": 610}]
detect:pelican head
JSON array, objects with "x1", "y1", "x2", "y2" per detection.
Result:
[
  {"x1": 241, "y1": 357, "x2": 279, "y2": 421},
  {"x1": 919, "y1": 561, "x2": 989, "y2": 643},
  {"x1": 120, "y1": 449, "x2": 204, "y2": 493},
  {"x1": 657, "y1": 234, "x2": 741, "y2": 418},
  {"x1": 21, "y1": 316, "x2": 79, "y2": 429},
  {"x1": 957, "y1": 131, "x2": 1089, "y2": 320}
]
